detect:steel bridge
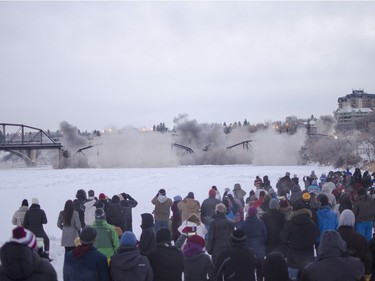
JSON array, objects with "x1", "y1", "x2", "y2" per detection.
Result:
[{"x1": 0, "y1": 123, "x2": 62, "y2": 166}]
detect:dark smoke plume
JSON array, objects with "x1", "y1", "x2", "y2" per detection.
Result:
[{"x1": 59, "y1": 121, "x2": 89, "y2": 168}]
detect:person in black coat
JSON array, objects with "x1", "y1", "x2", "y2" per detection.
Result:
[
  {"x1": 261, "y1": 199, "x2": 286, "y2": 255},
  {"x1": 23, "y1": 198, "x2": 50, "y2": 257},
  {"x1": 73, "y1": 189, "x2": 87, "y2": 227},
  {"x1": 0, "y1": 226, "x2": 57, "y2": 281},
  {"x1": 138, "y1": 213, "x2": 156, "y2": 257},
  {"x1": 215, "y1": 229, "x2": 256, "y2": 281},
  {"x1": 205, "y1": 203, "x2": 235, "y2": 266},
  {"x1": 264, "y1": 252, "x2": 291, "y2": 281},
  {"x1": 119, "y1": 192, "x2": 138, "y2": 232},
  {"x1": 277, "y1": 172, "x2": 293, "y2": 196},
  {"x1": 106, "y1": 195, "x2": 126, "y2": 233},
  {"x1": 171, "y1": 195, "x2": 183, "y2": 242},
  {"x1": 110, "y1": 231, "x2": 153, "y2": 281},
  {"x1": 280, "y1": 200, "x2": 316, "y2": 281},
  {"x1": 237, "y1": 207, "x2": 267, "y2": 281},
  {"x1": 94, "y1": 193, "x2": 111, "y2": 211},
  {"x1": 148, "y1": 228, "x2": 184, "y2": 281}
]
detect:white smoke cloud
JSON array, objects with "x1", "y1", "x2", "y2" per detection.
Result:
[{"x1": 54, "y1": 116, "x2": 310, "y2": 168}]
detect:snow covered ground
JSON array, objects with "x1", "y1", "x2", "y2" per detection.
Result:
[{"x1": 1, "y1": 164, "x2": 332, "y2": 280}]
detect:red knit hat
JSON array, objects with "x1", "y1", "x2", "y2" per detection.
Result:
[
  {"x1": 187, "y1": 234, "x2": 205, "y2": 248},
  {"x1": 99, "y1": 193, "x2": 106, "y2": 200},
  {"x1": 9, "y1": 226, "x2": 37, "y2": 251}
]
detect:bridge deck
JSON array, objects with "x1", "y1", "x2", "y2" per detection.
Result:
[{"x1": 0, "y1": 143, "x2": 62, "y2": 151}]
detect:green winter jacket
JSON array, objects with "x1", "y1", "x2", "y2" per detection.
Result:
[{"x1": 92, "y1": 219, "x2": 119, "y2": 259}]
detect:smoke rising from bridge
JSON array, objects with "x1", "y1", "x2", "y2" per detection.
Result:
[
  {"x1": 56, "y1": 115, "x2": 313, "y2": 168},
  {"x1": 2, "y1": 115, "x2": 337, "y2": 168}
]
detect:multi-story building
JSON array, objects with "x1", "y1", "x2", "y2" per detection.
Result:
[
  {"x1": 335, "y1": 89, "x2": 374, "y2": 129},
  {"x1": 338, "y1": 89, "x2": 375, "y2": 111}
]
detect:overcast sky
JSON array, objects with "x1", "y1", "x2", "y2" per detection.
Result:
[{"x1": 1, "y1": 1, "x2": 374, "y2": 132}]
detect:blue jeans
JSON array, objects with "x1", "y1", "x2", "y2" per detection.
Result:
[
  {"x1": 288, "y1": 267, "x2": 299, "y2": 281},
  {"x1": 355, "y1": 221, "x2": 373, "y2": 242},
  {"x1": 154, "y1": 220, "x2": 169, "y2": 233}
]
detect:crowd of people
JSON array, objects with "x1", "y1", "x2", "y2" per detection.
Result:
[{"x1": 1, "y1": 168, "x2": 375, "y2": 281}]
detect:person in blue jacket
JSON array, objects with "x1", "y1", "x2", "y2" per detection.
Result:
[{"x1": 316, "y1": 194, "x2": 338, "y2": 249}]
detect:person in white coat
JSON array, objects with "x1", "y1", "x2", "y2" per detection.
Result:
[{"x1": 84, "y1": 190, "x2": 97, "y2": 225}]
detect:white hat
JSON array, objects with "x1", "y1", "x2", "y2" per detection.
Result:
[{"x1": 31, "y1": 198, "x2": 39, "y2": 205}]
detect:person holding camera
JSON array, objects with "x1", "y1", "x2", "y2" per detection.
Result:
[
  {"x1": 119, "y1": 192, "x2": 138, "y2": 232},
  {"x1": 151, "y1": 189, "x2": 173, "y2": 233}
]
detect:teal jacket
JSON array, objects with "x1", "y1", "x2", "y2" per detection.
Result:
[{"x1": 92, "y1": 218, "x2": 119, "y2": 258}]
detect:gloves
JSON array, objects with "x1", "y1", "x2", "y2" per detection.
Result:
[
  {"x1": 182, "y1": 226, "x2": 191, "y2": 234},
  {"x1": 363, "y1": 274, "x2": 371, "y2": 281},
  {"x1": 182, "y1": 226, "x2": 197, "y2": 236}
]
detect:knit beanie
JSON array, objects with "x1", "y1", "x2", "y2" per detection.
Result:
[
  {"x1": 156, "y1": 228, "x2": 171, "y2": 243},
  {"x1": 120, "y1": 231, "x2": 137, "y2": 246},
  {"x1": 31, "y1": 198, "x2": 39, "y2": 205},
  {"x1": 173, "y1": 195, "x2": 182, "y2": 202},
  {"x1": 302, "y1": 192, "x2": 311, "y2": 201},
  {"x1": 339, "y1": 209, "x2": 355, "y2": 227},
  {"x1": 99, "y1": 193, "x2": 106, "y2": 200},
  {"x1": 80, "y1": 226, "x2": 97, "y2": 245},
  {"x1": 158, "y1": 189, "x2": 166, "y2": 196},
  {"x1": 247, "y1": 207, "x2": 257, "y2": 217},
  {"x1": 9, "y1": 226, "x2": 37, "y2": 251},
  {"x1": 187, "y1": 234, "x2": 205, "y2": 248},
  {"x1": 231, "y1": 229, "x2": 246, "y2": 244},
  {"x1": 95, "y1": 208, "x2": 106, "y2": 219},
  {"x1": 269, "y1": 199, "x2": 280, "y2": 210}
]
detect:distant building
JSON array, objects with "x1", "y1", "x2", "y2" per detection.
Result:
[
  {"x1": 335, "y1": 89, "x2": 375, "y2": 129},
  {"x1": 338, "y1": 89, "x2": 375, "y2": 111},
  {"x1": 334, "y1": 107, "x2": 373, "y2": 129}
]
